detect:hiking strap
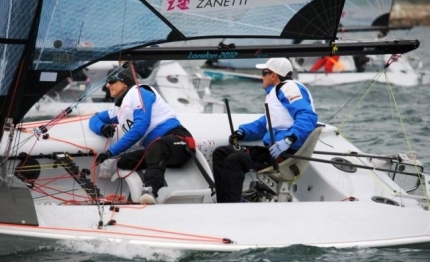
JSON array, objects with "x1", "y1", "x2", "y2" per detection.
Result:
[
  {"x1": 185, "y1": 147, "x2": 216, "y2": 196},
  {"x1": 175, "y1": 134, "x2": 216, "y2": 196}
]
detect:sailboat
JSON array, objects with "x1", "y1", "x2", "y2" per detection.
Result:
[
  {"x1": 200, "y1": 0, "x2": 424, "y2": 87},
  {"x1": 1, "y1": 0, "x2": 430, "y2": 254}
]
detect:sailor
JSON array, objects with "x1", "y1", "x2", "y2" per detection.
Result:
[
  {"x1": 212, "y1": 57, "x2": 318, "y2": 203},
  {"x1": 89, "y1": 68, "x2": 195, "y2": 204},
  {"x1": 310, "y1": 55, "x2": 343, "y2": 73}
]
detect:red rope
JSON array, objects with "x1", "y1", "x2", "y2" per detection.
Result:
[
  {"x1": 384, "y1": 54, "x2": 403, "y2": 69},
  {"x1": 129, "y1": 62, "x2": 146, "y2": 112}
]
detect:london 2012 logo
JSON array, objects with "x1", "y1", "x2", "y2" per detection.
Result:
[{"x1": 167, "y1": 0, "x2": 190, "y2": 11}]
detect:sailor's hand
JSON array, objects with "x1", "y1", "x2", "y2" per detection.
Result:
[
  {"x1": 269, "y1": 140, "x2": 290, "y2": 159},
  {"x1": 101, "y1": 124, "x2": 116, "y2": 138},
  {"x1": 96, "y1": 150, "x2": 112, "y2": 165},
  {"x1": 228, "y1": 130, "x2": 245, "y2": 145}
]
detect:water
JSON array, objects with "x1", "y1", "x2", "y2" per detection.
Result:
[
  {"x1": 3, "y1": 27, "x2": 430, "y2": 261},
  {"x1": 3, "y1": 243, "x2": 430, "y2": 262}
]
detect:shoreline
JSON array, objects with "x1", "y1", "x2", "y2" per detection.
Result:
[{"x1": 390, "y1": 3, "x2": 430, "y2": 26}]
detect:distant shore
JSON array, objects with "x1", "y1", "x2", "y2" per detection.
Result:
[{"x1": 390, "y1": 3, "x2": 430, "y2": 26}]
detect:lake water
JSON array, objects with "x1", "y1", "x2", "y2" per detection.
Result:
[{"x1": 2, "y1": 26, "x2": 430, "y2": 262}]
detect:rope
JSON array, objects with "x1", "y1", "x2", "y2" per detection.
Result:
[
  {"x1": 0, "y1": 222, "x2": 233, "y2": 244},
  {"x1": 130, "y1": 61, "x2": 146, "y2": 113},
  {"x1": 325, "y1": 70, "x2": 385, "y2": 125},
  {"x1": 384, "y1": 71, "x2": 430, "y2": 207},
  {"x1": 106, "y1": 206, "x2": 232, "y2": 244},
  {"x1": 337, "y1": 74, "x2": 381, "y2": 132},
  {"x1": 329, "y1": 54, "x2": 429, "y2": 207}
]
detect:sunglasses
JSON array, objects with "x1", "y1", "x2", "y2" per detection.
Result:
[
  {"x1": 106, "y1": 75, "x2": 124, "y2": 85},
  {"x1": 262, "y1": 70, "x2": 273, "y2": 76}
]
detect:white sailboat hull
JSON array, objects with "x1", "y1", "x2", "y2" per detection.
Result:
[
  {"x1": 1, "y1": 201, "x2": 430, "y2": 252},
  {"x1": 1, "y1": 113, "x2": 429, "y2": 253}
]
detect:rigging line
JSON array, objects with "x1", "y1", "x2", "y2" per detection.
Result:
[
  {"x1": 34, "y1": 0, "x2": 56, "y2": 70},
  {"x1": 139, "y1": 1, "x2": 185, "y2": 39},
  {"x1": 7, "y1": 122, "x2": 24, "y2": 178},
  {"x1": 31, "y1": 187, "x2": 74, "y2": 203},
  {"x1": 130, "y1": 62, "x2": 146, "y2": 112},
  {"x1": 0, "y1": 136, "x2": 32, "y2": 165},
  {"x1": 384, "y1": 70, "x2": 399, "y2": 145},
  {"x1": 33, "y1": 2, "x2": 132, "y2": 133},
  {"x1": 37, "y1": 172, "x2": 74, "y2": 181},
  {"x1": 117, "y1": 0, "x2": 128, "y2": 63},
  {"x1": 0, "y1": 222, "x2": 232, "y2": 244},
  {"x1": 31, "y1": 177, "x2": 80, "y2": 196},
  {"x1": 22, "y1": 134, "x2": 97, "y2": 162},
  {"x1": 280, "y1": 153, "x2": 421, "y2": 178},
  {"x1": 51, "y1": 0, "x2": 75, "y2": 84},
  {"x1": 313, "y1": 150, "x2": 399, "y2": 161},
  {"x1": 107, "y1": 204, "x2": 146, "y2": 222},
  {"x1": 385, "y1": 72, "x2": 413, "y2": 152},
  {"x1": 337, "y1": 77, "x2": 379, "y2": 133},
  {"x1": 67, "y1": 65, "x2": 127, "y2": 106},
  {"x1": 32, "y1": 182, "x2": 92, "y2": 201},
  {"x1": 3, "y1": 60, "x2": 25, "y2": 129},
  {"x1": 385, "y1": 72, "x2": 430, "y2": 207},
  {"x1": 110, "y1": 138, "x2": 158, "y2": 181},
  {"x1": 348, "y1": 152, "x2": 399, "y2": 195},
  {"x1": 32, "y1": 188, "x2": 84, "y2": 200},
  {"x1": 11, "y1": 165, "x2": 75, "y2": 173},
  {"x1": 2, "y1": 121, "x2": 22, "y2": 173},
  {"x1": 1, "y1": 59, "x2": 29, "y2": 169},
  {"x1": 111, "y1": 221, "x2": 229, "y2": 243},
  {"x1": 34, "y1": 66, "x2": 128, "y2": 134},
  {"x1": 325, "y1": 70, "x2": 384, "y2": 125}
]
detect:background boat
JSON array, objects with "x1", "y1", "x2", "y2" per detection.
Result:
[
  {"x1": 201, "y1": 52, "x2": 425, "y2": 87},
  {"x1": 199, "y1": 0, "x2": 426, "y2": 87}
]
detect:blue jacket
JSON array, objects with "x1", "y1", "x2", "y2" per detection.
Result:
[
  {"x1": 89, "y1": 87, "x2": 181, "y2": 156},
  {"x1": 238, "y1": 82, "x2": 318, "y2": 150}
]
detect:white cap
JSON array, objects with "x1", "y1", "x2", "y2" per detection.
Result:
[{"x1": 255, "y1": 57, "x2": 293, "y2": 77}]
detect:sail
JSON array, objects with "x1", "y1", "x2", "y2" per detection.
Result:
[
  {"x1": 0, "y1": 0, "x2": 38, "y2": 96},
  {"x1": 33, "y1": 0, "x2": 346, "y2": 72},
  {"x1": 338, "y1": 0, "x2": 412, "y2": 33},
  {"x1": 340, "y1": 0, "x2": 393, "y2": 27},
  {"x1": 0, "y1": 0, "x2": 419, "y2": 136}
]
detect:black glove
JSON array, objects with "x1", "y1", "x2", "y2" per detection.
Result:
[
  {"x1": 101, "y1": 124, "x2": 116, "y2": 138},
  {"x1": 96, "y1": 150, "x2": 112, "y2": 165},
  {"x1": 228, "y1": 130, "x2": 245, "y2": 145}
]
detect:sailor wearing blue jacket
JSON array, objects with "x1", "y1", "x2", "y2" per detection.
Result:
[
  {"x1": 238, "y1": 80, "x2": 316, "y2": 151},
  {"x1": 212, "y1": 57, "x2": 318, "y2": 203},
  {"x1": 89, "y1": 68, "x2": 194, "y2": 204}
]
